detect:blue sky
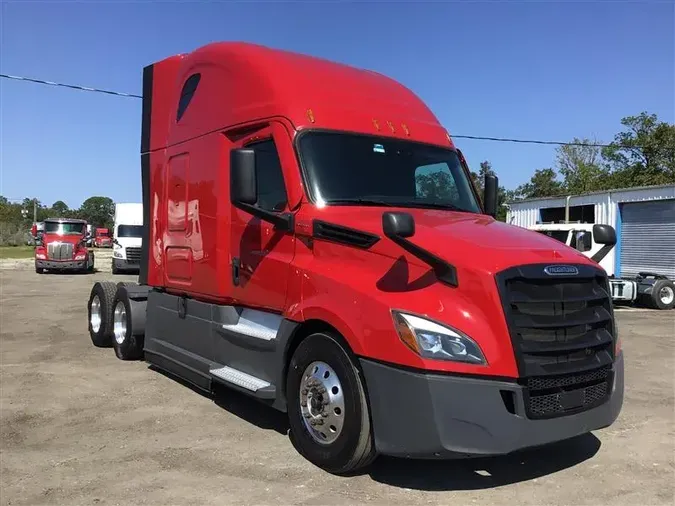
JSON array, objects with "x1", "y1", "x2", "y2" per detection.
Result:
[{"x1": 1, "y1": 0, "x2": 673, "y2": 209}]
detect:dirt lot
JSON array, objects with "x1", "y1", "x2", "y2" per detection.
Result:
[{"x1": 1, "y1": 265, "x2": 674, "y2": 506}]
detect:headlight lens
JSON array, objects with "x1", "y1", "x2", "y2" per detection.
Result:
[{"x1": 392, "y1": 311, "x2": 487, "y2": 365}]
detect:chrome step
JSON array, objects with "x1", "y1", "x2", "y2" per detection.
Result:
[{"x1": 209, "y1": 366, "x2": 271, "y2": 393}]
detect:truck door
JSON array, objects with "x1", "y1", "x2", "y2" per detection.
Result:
[{"x1": 229, "y1": 123, "x2": 296, "y2": 313}]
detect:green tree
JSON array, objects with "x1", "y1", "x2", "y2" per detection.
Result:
[
  {"x1": 78, "y1": 196, "x2": 115, "y2": 229},
  {"x1": 602, "y1": 112, "x2": 675, "y2": 187},
  {"x1": 51, "y1": 200, "x2": 70, "y2": 217},
  {"x1": 515, "y1": 168, "x2": 564, "y2": 199},
  {"x1": 556, "y1": 137, "x2": 609, "y2": 193}
]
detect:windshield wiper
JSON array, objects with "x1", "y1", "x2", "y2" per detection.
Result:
[
  {"x1": 326, "y1": 198, "x2": 397, "y2": 207},
  {"x1": 408, "y1": 202, "x2": 474, "y2": 213}
]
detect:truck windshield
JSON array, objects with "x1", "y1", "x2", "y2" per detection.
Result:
[
  {"x1": 298, "y1": 132, "x2": 481, "y2": 213},
  {"x1": 117, "y1": 225, "x2": 143, "y2": 238},
  {"x1": 535, "y1": 230, "x2": 569, "y2": 244},
  {"x1": 44, "y1": 222, "x2": 85, "y2": 235}
]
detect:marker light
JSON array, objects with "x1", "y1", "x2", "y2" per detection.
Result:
[{"x1": 391, "y1": 311, "x2": 487, "y2": 365}]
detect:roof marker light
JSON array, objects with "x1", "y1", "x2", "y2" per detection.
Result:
[
  {"x1": 401, "y1": 123, "x2": 410, "y2": 136},
  {"x1": 307, "y1": 109, "x2": 315, "y2": 123},
  {"x1": 387, "y1": 121, "x2": 396, "y2": 133},
  {"x1": 373, "y1": 119, "x2": 381, "y2": 131}
]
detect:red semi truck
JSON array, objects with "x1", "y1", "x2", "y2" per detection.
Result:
[
  {"x1": 35, "y1": 218, "x2": 94, "y2": 274},
  {"x1": 87, "y1": 42, "x2": 624, "y2": 474},
  {"x1": 94, "y1": 227, "x2": 113, "y2": 248}
]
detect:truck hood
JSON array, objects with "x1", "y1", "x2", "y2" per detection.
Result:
[
  {"x1": 314, "y1": 207, "x2": 593, "y2": 275},
  {"x1": 41, "y1": 234, "x2": 83, "y2": 245}
]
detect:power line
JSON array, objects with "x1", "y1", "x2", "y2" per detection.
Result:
[
  {"x1": 1, "y1": 73, "x2": 671, "y2": 151},
  {"x1": 0, "y1": 73, "x2": 142, "y2": 99}
]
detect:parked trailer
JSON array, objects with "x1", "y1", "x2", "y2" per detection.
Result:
[{"x1": 87, "y1": 42, "x2": 624, "y2": 474}]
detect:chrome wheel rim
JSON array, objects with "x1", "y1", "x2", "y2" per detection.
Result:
[
  {"x1": 113, "y1": 301, "x2": 127, "y2": 345},
  {"x1": 659, "y1": 286, "x2": 674, "y2": 305},
  {"x1": 90, "y1": 295, "x2": 101, "y2": 333},
  {"x1": 299, "y1": 361, "x2": 345, "y2": 444}
]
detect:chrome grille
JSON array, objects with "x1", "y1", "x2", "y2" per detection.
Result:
[{"x1": 47, "y1": 242, "x2": 74, "y2": 260}]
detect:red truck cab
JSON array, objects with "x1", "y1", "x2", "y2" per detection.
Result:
[
  {"x1": 94, "y1": 228, "x2": 112, "y2": 248},
  {"x1": 87, "y1": 42, "x2": 623, "y2": 474},
  {"x1": 35, "y1": 218, "x2": 94, "y2": 274}
]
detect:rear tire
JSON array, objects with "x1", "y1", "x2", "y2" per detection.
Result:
[
  {"x1": 649, "y1": 279, "x2": 675, "y2": 310},
  {"x1": 111, "y1": 285, "x2": 144, "y2": 360},
  {"x1": 88, "y1": 281, "x2": 117, "y2": 347},
  {"x1": 286, "y1": 331, "x2": 377, "y2": 475}
]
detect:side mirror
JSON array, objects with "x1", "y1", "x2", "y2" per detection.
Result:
[
  {"x1": 383, "y1": 211, "x2": 415, "y2": 238},
  {"x1": 593, "y1": 224, "x2": 617, "y2": 246},
  {"x1": 484, "y1": 174, "x2": 498, "y2": 218},
  {"x1": 230, "y1": 148, "x2": 257, "y2": 206}
]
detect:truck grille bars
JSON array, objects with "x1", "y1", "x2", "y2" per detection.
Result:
[
  {"x1": 47, "y1": 242, "x2": 74, "y2": 261},
  {"x1": 496, "y1": 264, "x2": 616, "y2": 419}
]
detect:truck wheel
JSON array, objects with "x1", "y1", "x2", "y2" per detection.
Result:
[
  {"x1": 649, "y1": 279, "x2": 675, "y2": 310},
  {"x1": 35, "y1": 265, "x2": 44, "y2": 274},
  {"x1": 111, "y1": 285, "x2": 144, "y2": 360},
  {"x1": 88, "y1": 281, "x2": 117, "y2": 347},
  {"x1": 286, "y1": 331, "x2": 376, "y2": 475}
]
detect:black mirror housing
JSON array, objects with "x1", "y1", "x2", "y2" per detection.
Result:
[
  {"x1": 383, "y1": 211, "x2": 415, "y2": 238},
  {"x1": 484, "y1": 174, "x2": 498, "y2": 218},
  {"x1": 593, "y1": 224, "x2": 617, "y2": 246},
  {"x1": 230, "y1": 148, "x2": 257, "y2": 206}
]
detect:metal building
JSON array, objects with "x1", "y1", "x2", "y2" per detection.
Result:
[{"x1": 506, "y1": 184, "x2": 675, "y2": 278}]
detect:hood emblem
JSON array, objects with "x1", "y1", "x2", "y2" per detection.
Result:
[{"x1": 544, "y1": 265, "x2": 579, "y2": 276}]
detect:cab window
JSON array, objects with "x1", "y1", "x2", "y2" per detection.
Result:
[{"x1": 246, "y1": 139, "x2": 288, "y2": 212}]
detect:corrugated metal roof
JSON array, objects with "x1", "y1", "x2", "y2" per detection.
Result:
[{"x1": 507, "y1": 183, "x2": 675, "y2": 205}]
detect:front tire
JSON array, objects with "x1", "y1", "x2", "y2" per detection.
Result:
[
  {"x1": 88, "y1": 281, "x2": 117, "y2": 347},
  {"x1": 286, "y1": 331, "x2": 376, "y2": 475}
]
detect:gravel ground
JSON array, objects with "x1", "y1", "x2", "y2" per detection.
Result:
[{"x1": 0, "y1": 266, "x2": 673, "y2": 506}]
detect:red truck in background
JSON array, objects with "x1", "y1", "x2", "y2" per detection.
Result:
[
  {"x1": 94, "y1": 227, "x2": 113, "y2": 248},
  {"x1": 86, "y1": 42, "x2": 624, "y2": 474},
  {"x1": 34, "y1": 218, "x2": 94, "y2": 274}
]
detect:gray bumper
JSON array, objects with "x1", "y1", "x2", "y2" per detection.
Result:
[
  {"x1": 113, "y1": 258, "x2": 140, "y2": 271},
  {"x1": 36, "y1": 260, "x2": 87, "y2": 270},
  {"x1": 360, "y1": 353, "x2": 624, "y2": 458}
]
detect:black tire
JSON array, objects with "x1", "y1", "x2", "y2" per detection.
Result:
[
  {"x1": 88, "y1": 281, "x2": 117, "y2": 347},
  {"x1": 286, "y1": 331, "x2": 376, "y2": 475},
  {"x1": 35, "y1": 264, "x2": 44, "y2": 274},
  {"x1": 111, "y1": 285, "x2": 144, "y2": 360},
  {"x1": 648, "y1": 279, "x2": 675, "y2": 310}
]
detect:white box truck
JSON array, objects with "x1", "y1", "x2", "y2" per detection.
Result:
[{"x1": 112, "y1": 203, "x2": 143, "y2": 275}]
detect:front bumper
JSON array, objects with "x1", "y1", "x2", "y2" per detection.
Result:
[
  {"x1": 113, "y1": 258, "x2": 140, "y2": 271},
  {"x1": 36, "y1": 259, "x2": 87, "y2": 270},
  {"x1": 360, "y1": 353, "x2": 624, "y2": 458}
]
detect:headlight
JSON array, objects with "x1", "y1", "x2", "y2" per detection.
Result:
[
  {"x1": 113, "y1": 251, "x2": 123, "y2": 258},
  {"x1": 391, "y1": 311, "x2": 487, "y2": 365}
]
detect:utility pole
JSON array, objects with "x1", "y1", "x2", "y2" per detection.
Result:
[{"x1": 33, "y1": 199, "x2": 37, "y2": 224}]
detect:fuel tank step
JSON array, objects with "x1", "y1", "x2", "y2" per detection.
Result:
[{"x1": 209, "y1": 366, "x2": 276, "y2": 399}]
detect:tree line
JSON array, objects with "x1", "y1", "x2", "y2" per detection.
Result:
[
  {"x1": 470, "y1": 112, "x2": 675, "y2": 221},
  {"x1": 1, "y1": 111, "x2": 672, "y2": 245},
  {"x1": 0, "y1": 196, "x2": 114, "y2": 246}
]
